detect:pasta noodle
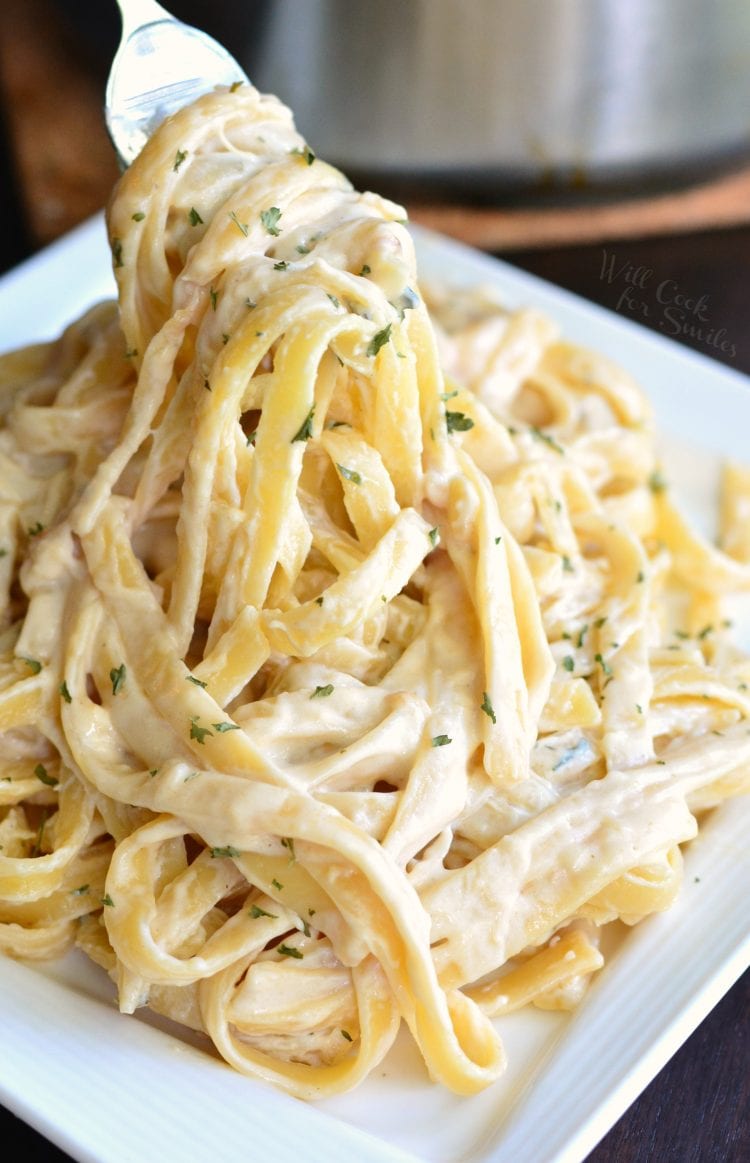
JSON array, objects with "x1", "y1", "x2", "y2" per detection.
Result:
[{"x1": 0, "y1": 84, "x2": 748, "y2": 1100}]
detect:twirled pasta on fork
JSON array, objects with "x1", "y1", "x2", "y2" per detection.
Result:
[{"x1": 0, "y1": 85, "x2": 748, "y2": 1099}]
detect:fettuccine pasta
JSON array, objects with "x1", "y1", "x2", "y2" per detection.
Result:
[{"x1": 0, "y1": 85, "x2": 748, "y2": 1100}]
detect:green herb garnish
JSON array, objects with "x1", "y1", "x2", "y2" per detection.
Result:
[
  {"x1": 249, "y1": 904, "x2": 277, "y2": 919},
  {"x1": 336, "y1": 464, "x2": 362, "y2": 485},
  {"x1": 260, "y1": 206, "x2": 282, "y2": 236},
  {"x1": 594, "y1": 652, "x2": 613, "y2": 677},
  {"x1": 480, "y1": 692, "x2": 496, "y2": 724},
  {"x1": 34, "y1": 763, "x2": 58, "y2": 788},
  {"x1": 445, "y1": 411, "x2": 474, "y2": 433},
  {"x1": 291, "y1": 405, "x2": 315, "y2": 443},
  {"x1": 277, "y1": 943, "x2": 303, "y2": 959},
  {"x1": 290, "y1": 146, "x2": 316, "y2": 166},
  {"x1": 530, "y1": 426, "x2": 565, "y2": 454},
  {"x1": 229, "y1": 210, "x2": 249, "y2": 236},
  {"x1": 190, "y1": 717, "x2": 213, "y2": 744},
  {"x1": 366, "y1": 324, "x2": 392, "y2": 357}
]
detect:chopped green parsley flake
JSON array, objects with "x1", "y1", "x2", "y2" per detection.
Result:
[
  {"x1": 131, "y1": 211, "x2": 145, "y2": 222},
  {"x1": 296, "y1": 243, "x2": 311, "y2": 254},
  {"x1": 281, "y1": 837, "x2": 296, "y2": 860},
  {"x1": 101, "y1": 894, "x2": 115, "y2": 907},
  {"x1": 27, "y1": 521, "x2": 44, "y2": 537},
  {"x1": 445, "y1": 411, "x2": 474, "y2": 434},
  {"x1": 260, "y1": 206, "x2": 282, "y2": 236},
  {"x1": 271, "y1": 878, "x2": 283, "y2": 891},
  {"x1": 428, "y1": 527, "x2": 440, "y2": 547},
  {"x1": 21, "y1": 657, "x2": 42, "y2": 675},
  {"x1": 359, "y1": 264, "x2": 371, "y2": 276},
  {"x1": 249, "y1": 904, "x2": 277, "y2": 919},
  {"x1": 562, "y1": 655, "x2": 575, "y2": 672},
  {"x1": 698, "y1": 624, "x2": 714, "y2": 640},
  {"x1": 32, "y1": 810, "x2": 48, "y2": 857},
  {"x1": 337, "y1": 463, "x2": 362, "y2": 485},
  {"x1": 291, "y1": 405, "x2": 315, "y2": 443},
  {"x1": 552, "y1": 739, "x2": 591, "y2": 772},
  {"x1": 440, "y1": 389, "x2": 459, "y2": 402},
  {"x1": 341, "y1": 1029, "x2": 353, "y2": 1042},
  {"x1": 648, "y1": 470, "x2": 667, "y2": 493},
  {"x1": 110, "y1": 664, "x2": 126, "y2": 695},
  {"x1": 480, "y1": 692, "x2": 496, "y2": 724},
  {"x1": 594, "y1": 652, "x2": 613, "y2": 677},
  {"x1": 209, "y1": 286, "x2": 219, "y2": 310},
  {"x1": 188, "y1": 206, "x2": 203, "y2": 226},
  {"x1": 277, "y1": 943, "x2": 303, "y2": 959},
  {"x1": 186, "y1": 674, "x2": 207, "y2": 688},
  {"x1": 530, "y1": 426, "x2": 565, "y2": 454},
  {"x1": 291, "y1": 145, "x2": 316, "y2": 165},
  {"x1": 71, "y1": 884, "x2": 89, "y2": 896},
  {"x1": 213, "y1": 721, "x2": 240, "y2": 733},
  {"x1": 314, "y1": 596, "x2": 324, "y2": 606},
  {"x1": 576, "y1": 624, "x2": 589, "y2": 649},
  {"x1": 34, "y1": 763, "x2": 58, "y2": 787},
  {"x1": 173, "y1": 149, "x2": 188, "y2": 172},
  {"x1": 274, "y1": 260, "x2": 289, "y2": 271},
  {"x1": 111, "y1": 238, "x2": 124, "y2": 268},
  {"x1": 311, "y1": 684, "x2": 334, "y2": 699},
  {"x1": 229, "y1": 210, "x2": 249, "y2": 236},
  {"x1": 190, "y1": 717, "x2": 213, "y2": 744},
  {"x1": 210, "y1": 845, "x2": 241, "y2": 859},
  {"x1": 59, "y1": 680, "x2": 72, "y2": 704},
  {"x1": 327, "y1": 293, "x2": 340, "y2": 308},
  {"x1": 561, "y1": 555, "x2": 574, "y2": 572},
  {"x1": 431, "y1": 734, "x2": 452, "y2": 748},
  {"x1": 366, "y1": 323, "x2": 392, "y2": 357}
]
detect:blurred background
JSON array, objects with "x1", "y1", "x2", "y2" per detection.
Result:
[{"x1": 0, "y1": 1, "x2": 747, "y2": 1160}]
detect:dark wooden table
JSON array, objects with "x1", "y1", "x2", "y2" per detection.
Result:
[{"x1": 0, "y1": 1, "x2": 748, "y2": 1159}]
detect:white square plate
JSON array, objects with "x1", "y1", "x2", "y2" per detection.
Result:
[{"x1": 0, "y1": 217, "x2": 748, "y2": 1163}]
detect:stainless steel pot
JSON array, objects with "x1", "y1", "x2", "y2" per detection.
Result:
[{"x1": 235, "y1": 0, "x2": 750, "y2": 195}]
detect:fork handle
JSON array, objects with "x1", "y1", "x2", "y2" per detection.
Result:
[{"x1": 115, "y1": 0, "x2": 177, "y2": 39}]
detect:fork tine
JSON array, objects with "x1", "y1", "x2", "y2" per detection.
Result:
[{"x1": 106, "y1": 0, "x2": 248, "y2": 168}]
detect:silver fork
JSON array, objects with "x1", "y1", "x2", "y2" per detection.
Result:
[{"x1": 105, "y1": 0, "x2": 248, "y2": 168}]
